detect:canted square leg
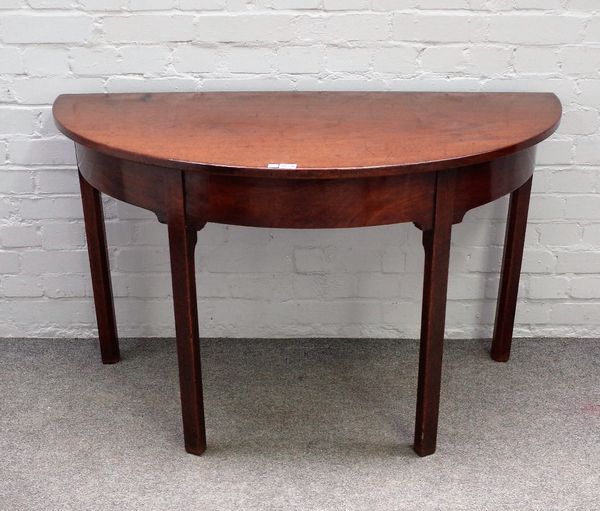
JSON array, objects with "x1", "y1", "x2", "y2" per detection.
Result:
[
  {"x1": 167, "y1": 172, "x2": 207, "y2": 456},
  {"x1": 79, "y1": 171, "x2": 120, "y2": 364},
  {"x1": 491, "y1": 177, "x2": 533, "y2": 362},
  {"x1": 413, "y1": 171, "x2": 454, "y2": 457}
]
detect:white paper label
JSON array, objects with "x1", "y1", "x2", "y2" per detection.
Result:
[{"x1": 267, "y1": 163, "x2": 298, "y2": 169}]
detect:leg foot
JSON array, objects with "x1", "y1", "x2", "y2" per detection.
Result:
[
  {"x1": 491, "y1": 177, "x2": 532, "y2": 363},
  {"x1": 79, "y1": 171, "x2": 120, "y2": 364}
]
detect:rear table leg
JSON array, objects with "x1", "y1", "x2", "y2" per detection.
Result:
[
  {"x1": 491, "y1": 177, "x2": 533, "y2": 362},
  {"x1": 79, "y1": 171, "x2": 120, "y2": 364}
]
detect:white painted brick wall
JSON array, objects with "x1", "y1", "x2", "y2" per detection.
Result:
[{"x1": 0, "y1": 1, "x2": 599, "y2": 339}]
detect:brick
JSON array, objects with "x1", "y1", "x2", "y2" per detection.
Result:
[
  {"x1": 538, "y1": 223, "x2": 581, "y2": 246},
  {"x1": 207, "y1": 243, "x2": 292, "y2": 273},
  {"x1": 325, "y1": 14, "x2": 389, "y2": 42},
  {"x1": 0, "y1": 15, "x2": 93, "y2": 43},
  {"x1": 117, "y1": 202, "x2": 156, "y2": 221},
  {"x1": 21, "y1": 250, "x2": 89, "y2": 274},
  {"x1": 513, "y1": 303, "x2": 550, "y2": 325},
  {"x1": 119, "y1": 46, "x2": 172, "y2": 74},
  {"x1": 131, "y1": 222, "x2": 168, "y2": 246},
  {"x1": 42, "y1": 274, "x2": 90, "y2": 298},
  {"x1": 466, "y1": 47, "x2": 511, "y2": 75},
  {"x1": 356, "y1": 273, "x2": 401, "y2": 298},
  {"x1": 23, "y1": 48, "x2": 69, "y2": 76},
  {"x1": 80, "y1": 0, "x2": 125, "y2": 7},
  {"x1": 566, "y1": 0, "x2": 599, "y2": 9},
  {"x1": 582, "y1": 225, "x2": 600, "y2": 245},
  {"x1": 277, "y1": 46, "x2": 324, "y2": 73},
  {"x1": 105, "y1": 76, "x2": 197, "y2": 93},
  {"x1": 0, "y1": 108, "x2": 37, "y2": 135},
  {"x1": 573, "y1": 137, "x2": 600, "y2": 165},
  {"x1": 558, "y1": 110, "x2": 599, "y2": 136},
  {"x1": 69, "y1": 48, "x2": 120, "y2": 76},
  {"x1": 488, "y1": 15, "x2": 584, "y2": 44},
  {"x1": 452, "y1": 220, "x2": 501, "y2": 247},
  {"x1": 579, "y1": 80, "x2": 600, "y2": 109},
  {"x1": 381, "y1": 246, "x2": 405, "y2": 273},
  {"x1": 0, "y1": 252, "x2": 20, "y2": 274},
  {"x1": 12, "y1": 77, "x2": 104, "y2": 104},
  {"x1": 326, "y1": 48, "x2": 371, "y2": 72},
  {"x1": 528, "y1": 196, "x2": 565, "y2": 220},
  {"x1": 447, "y1": 274, "x2": 487, "y2": 300},
  {"x1": 0, "y1": 78, "x2": 13, "y2": 103},
  {"x1": 20, "y1": 198, "x2": 83, "y2": 220},
  {"x1": 556, "y1": 252, "x2": 600, "y2": 273},
  {"x1": 271, "y1": 0, "x2": 320, "y2": 8},
  {"x1": 125, "y1": 273, "x2": 173, "y2": 298},
  {"x1": 560, "y1": 47, "x2": 600, "y2": 75},
  {"x1": 28, "y1": 0, "x2": 77, "y2": 7},
  {"x1": 0, "y1": 198, "x2": 11, "y2": 218},
  {"x1": 0, "y1": 171, "x2": 34, "y2": 194},
  {"x1": 0, "y1": 226, "x2": 40, "y2": 248},
  {"x1": 463, "y1": 246, "x2": 503, "y2": 272},
  {"x1": 372, "y1": 47, "x2": 418, "y2": 74},
  {"x1": 536, "y1": 139, "x2": 573, "y2": 165},
  {"x1": 1, "y1": 275, "x2": 43, "y2": 297},
  {"x1": 8, "y1": 138, "x2": 76, "y2": 165},
  {"x1": 41, "y1": 223, "x2": 85, "y2": 249},
  {"x1": 172, "y1": 46, "x2": 219, "y2": 73},
  {"x1": 105, "y1": 222, "x2": 134, "y2": 246},
  {"x1": 550, "y1": 304, "x2": 600, "y2": 325},
  {"x1": 116, "y1": 248, "x2": 172, "y2": 272},
  {"x1": 36, "y1": 107, "x2": 61, "y2": 137},
  {"x1": 583, "y1": 17, "x2": 600, "y2": 43},
  {"x1": 195, "y1": 14, "x2": 296, "y2": 42},
  {"x1": 36, "y1": 170, "x2": 80, "y2": 194},
  {"x1": 421, "y1": 46, "x2": 466, "y2": 73},
  {"x1": 129, "y1": 0, "x2": 177, "y2": 9},
  {"x1": 324, "y1": 0, "x2": 369, "y2": 9},
  {"x1": 102, "y1": 15, "x2": 196, "y2": 42},
  {"x1": 528, "y1": 276, "x2": 570, "y2": 299},
  {"x1": 571, "y1": 277, "x2": 600, "y2": 299},
  {"x1": 392, "y1": 14, "x2": 487, "y2": 43},
  {"x1": 0, "y1": 47, "x2": 23, "y2": 74},
  {"x1": 224, "y1": 48, "x2": 274, "y2": 73},
  {"x1": 565, "y1": 196, "x2": 600, "y2": 220},
  {"x1": 513, "y1": 47, "x2": 559, "y2": 74},
  {"x1": 8, "y1": 300, "x2": 95, "y2": 326}
]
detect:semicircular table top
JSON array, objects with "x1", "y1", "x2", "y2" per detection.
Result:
[{"x1": 53, "y1": 91, "x2": 561, "y2": 178}]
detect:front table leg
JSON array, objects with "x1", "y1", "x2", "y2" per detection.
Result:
[
  {"x1": 78, "y1": 171, "x2": 120, "y2": 364},
  {"x1": 414, "y1": 171, "x2": 454, "y2": 457},
  {"x1": 166, "y1": 172, "x2": 207, "y2": 455},
  {"x1": 491, "y1": 177, "x2": 533, "y2": 362}
]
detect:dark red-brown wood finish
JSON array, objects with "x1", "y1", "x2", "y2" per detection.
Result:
[{"x1": 53, "y1": 92, "x2": 562, "y2": 457}]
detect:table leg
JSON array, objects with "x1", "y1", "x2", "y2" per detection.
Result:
[
  {"x1": 413, "y1": 171, "x2": 454, "y2": 457},
  {"x1": 78, "y1": 171, "x2": 120, "y2": 364},
  {"x1": 491, "y1": 176, "x2": 533, "y2": 362},
  {"x1": 167, "y1": 172, "x2": 207, "y2": 456}
]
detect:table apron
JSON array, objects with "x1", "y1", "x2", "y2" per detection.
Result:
[{"x1": 76, "y1": 145, "x2": 535, "y2": 230}]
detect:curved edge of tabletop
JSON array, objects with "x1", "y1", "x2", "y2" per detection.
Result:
[{"x1": 52, "y1": 92, "x2": 562, "y2": 180}]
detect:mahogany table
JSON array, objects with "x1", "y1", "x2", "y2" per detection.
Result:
[{"x1": 53, "y1": 92, "x2": 561, "y2": 457}]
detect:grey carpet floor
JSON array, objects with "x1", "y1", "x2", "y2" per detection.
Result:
[{"x1": 0, "y1": 338, "x2": 598, "y2": 511}]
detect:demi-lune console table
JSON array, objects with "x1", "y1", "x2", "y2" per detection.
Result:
[{"x1": 53, "y1": 92, "x2": 561, "y2": 457}]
